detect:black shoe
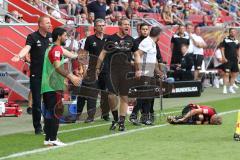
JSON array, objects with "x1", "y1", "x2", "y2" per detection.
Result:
[
  {"x1": 26, "y1": 107, "x2": 32, "y2": 115},
  {"x1": 109, "y1": 121, "x2": 118, "y2": 130},
  {"x1": 35, "y1": 128, "x2": 43, "y2": 135},
  {"x1": 150, "y1": 113, "x2": 155, "y2": 123},
  {"x1": 102, "y1": 115, "x2": 110, "y2": 121},
  {"x1": 143, "y1": 119, "x2": 153, "y2": 125},
  {"x1": 118, "y1": 122, "x2": 125, "y2": 131},
  {"x1": 84, "y1": 118, "x2": 94, "y2": 123},
  {"x1": 129, "y1": 118, "x2": 141, "y2": 126}
]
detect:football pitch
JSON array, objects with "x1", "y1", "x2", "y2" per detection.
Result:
[{"x1": 0, "y1": 96, "x2": 240, "y2": 160}]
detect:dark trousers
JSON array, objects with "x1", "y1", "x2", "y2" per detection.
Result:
[
  {"x1": 42, "y1": 91, "x2": 62, "y2": 141},
  {"x1": 98, "y1": 72, "x2": 110, "y2": 117},
  {"x1": 131, "y1": 98, "x2": 154, "y2": 117},
  {"x1": 77, "y1": 96, "x2": 97, "y2": 119},
  {"x1": 30, "y1": 76, "x2": 42, "y2": 131}
]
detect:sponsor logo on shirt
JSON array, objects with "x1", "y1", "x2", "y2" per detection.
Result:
[
  {"x1": 93, "y1": 42, "x2": 96, "y2": 47},
  {"x1": 37, "y1": 40, "x2": 41, "y2": 47},
  {"x1": 55, "y1": 51, "x2": 60, "y2": 58}
]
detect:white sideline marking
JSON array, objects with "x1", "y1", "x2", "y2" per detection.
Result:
[{"x1": 0, "y1": 109, "x2": 238, "y2": 160}]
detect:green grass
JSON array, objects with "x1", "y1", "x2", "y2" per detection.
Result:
[{"x1": 0, "y1": 97, "x2": 240, "y2": 160}]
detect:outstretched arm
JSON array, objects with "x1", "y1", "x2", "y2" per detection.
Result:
[{"x1": 177, "y1": 108, "x2": 203, "y2": 122}]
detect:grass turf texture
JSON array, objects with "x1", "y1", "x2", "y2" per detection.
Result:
[{"x1": 0, "y1": 97, "x2": 240, "y2": 160}]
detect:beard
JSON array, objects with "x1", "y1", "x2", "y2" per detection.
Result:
[{"x1": 61, "y1": 41, "x2": 66, "y2": 46}]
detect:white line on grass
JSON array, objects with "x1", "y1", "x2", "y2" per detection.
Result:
[{"x1": 0, "y1": 109, "x2": 238, "y2": 160}]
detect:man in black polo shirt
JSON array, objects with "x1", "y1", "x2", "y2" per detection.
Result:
[
  {"x1": 88, "y1": 0, "x2": 107, "y2": 20},
  {"x1": 171, "y1": 24, "x2": 190, "y2": 65},
  {"x1": 96, "y1": 18, "x2": 134, "y2": 131},
  {"x1": 77, "y1": 18, "x2": 110, "y2": 122},
  {"x1": 222, "y1": 28, "x2": 240, "y2": 94},
  {"x1": 12, "y1": 16, "x2": 52, "y2": 135}
]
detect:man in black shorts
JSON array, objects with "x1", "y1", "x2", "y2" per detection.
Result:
[
  {"x1": 221, "y1": 28, "x2": 240, "y2": 94},
  {"x1": 96, "y1": 18, "x2": 134, "y2": 131}
]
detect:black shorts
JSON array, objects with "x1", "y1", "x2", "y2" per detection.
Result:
[
  {"x1": 222, "y1": 61, "x2": 239, "y2": 73},
  {"x1": 216, "y1": 64, "x2": 224, "y2": 70},
  {"x1": 105, "y1": 53, "x2": 134, "y2": 96},
  {"x1": 193, "y1": 54, "x2": 204, "y2": 70}
]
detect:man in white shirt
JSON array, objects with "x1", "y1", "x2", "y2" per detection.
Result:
[
  {"x1": 191, "y1": 25, "x2": 206, "y2": 80},
  {"x1": 134, "y1": 26, "x2": 162, "y2": 125}
]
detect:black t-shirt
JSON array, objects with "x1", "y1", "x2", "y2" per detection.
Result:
[
  {"x1": 222, "y1": 36, "x2": 239, "y2": 61},
  {"x1": 171, "y1": 33, "x2": 190, "y2": 64},
  {"x1": 171, "y1": 33, "x2": 190, "y2": 56},
  {"x1": 26, "y1": 31, "x2": 52, "y2": 77},
  {"x1": 87, "y1": 1, "x2": 107, "y2": 19},
  {"x1": 84, "y1": 34, "x2": 108, "y2": 74},
  {"x1": 104, "y1": 33, "x2": 134, "y2": 72},
  {"x1": 133, "y1": 36, "x2": 162, "y2": 63}
]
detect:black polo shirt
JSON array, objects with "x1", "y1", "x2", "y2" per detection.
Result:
[
  {"x1": 87, "y1": 1, "x2": 106, "y2": 19},
  {"x1": 104, "y1": 33, "x2": 134, "y2": 72},
  {"x1": 26, "y1": 31, "x2": 52, "y2": 77},
  {"x1": 171, "y1": 33, "x2": 190, "y2": 64},
  {"x1": 84, "y1": 34, "x2": 108, "y2": 75},
  {"x1": 222, "y1": 36, "x2": 239, "y2": 61},
  {"x1": 133, "y1": 36, "x2": 162, "y2": 63}
]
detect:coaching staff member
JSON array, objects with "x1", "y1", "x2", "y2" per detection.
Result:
[
  {"x1": 134, "y1": 26, "x2": 162, "y2": 125},
  {"x1": 12, "y1": 16, "x2": 52, "y2": 135},
  {"x1": 41, "y1": 27, "x2": 81, "y2": 146},
  {"x1": 77, "y1": 18, "x2": 110, "y2": 122},
  {"x1": 171, "y1": 24, "x2": 190, "y2": 65},
  {"x1": 96, "y1": 18, "x2": 135, "y2": 131},
  {"x1": 221, "y1": 28, "x2": 240, "y2": 94}
]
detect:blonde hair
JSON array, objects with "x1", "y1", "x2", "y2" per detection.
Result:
[{"x1": 38, "y1": 15, "x2": 50, "y2": 25}]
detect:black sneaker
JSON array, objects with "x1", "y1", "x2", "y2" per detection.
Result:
[
  {"x1": 84, "y1": 118, "x2": 94, "y2": 123},
  {"x1": 109, "y1": 121, "x2": 118, "y2": 130},
  {"x1": 102, "y1": 115, "x2": 110, "y2": 121},
  {"x1": 27, "y1": 107, "x2": 32, "y2": 115},
  {"x1": 35, "y1": 128, "x2": 43, "y2": 135},
  {"x1": 150, "y1": 113, "x2": 155, "y2": 123},
  {"x1": 118, "y1": 122, "x2": 125, "y2": 131},
  {"x1": 143, "y1": 119, "x2": 153, "y2": 125},
  {"x1": 129, "y1": 118, "x2": 141, "y2": 126}
]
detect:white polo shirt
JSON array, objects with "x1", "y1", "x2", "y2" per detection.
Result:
[
  {"x1": 213, "y1": 48, "x2": 223, "y2": 67},
  {"x1": 138, "y1": 36, "x2": 157, "y2": 77},
  {"x1": 192, "y1": 33, "x2": 205, "y2": 55}
]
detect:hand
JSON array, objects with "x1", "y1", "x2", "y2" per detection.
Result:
[
  {"x1": 69, "y1": 74, "x2": 82, "y2": 86},
  {"x1": 11, "y1": 55, "x2": 21, "y2": 62},
  {"x1": 222, "y1": 58, "x2": 228, "y2": 63},
  {"x1": 95, "y1": 68, "x2": 100, "y2": 80},
  {"x1": 135, "y1": 70, "x2": 142, "y2": 80}
]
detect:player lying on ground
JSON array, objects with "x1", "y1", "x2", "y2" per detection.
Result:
[{"x1": 167, "y1": 104, "x2": 222, "y2": 125}]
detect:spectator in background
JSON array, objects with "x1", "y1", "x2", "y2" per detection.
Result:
[
  {"x1": 80, "y1": 13, "x2": 89, "y2": 24},
  {"x1": 182, "y1": 2, "x2": 192, "y2": 20},
  {"x1": 199, "y1": 15, "x2": 209, "y2": 27},
  {"x1": 126, "y1": 0, "x2": 136, "y2": 19},
  {"x1": 88, "y1": 12, "x2": 95, "y2": 25},
  {"x1": 4, "y1": 15, "x2": 12, "y2": 23},
  {"x1": 58, "y1": 0, "x2": 75, "y2": 16},
  {"x1": 162, "y1": 5, "x2": 175, "y2": 25},
  {"x1": 47, "y1": 6, "x2": 61, "y2": 19},
  {"x1": 172, "y1": 4, "x2": 184, "y2": 24},
  {"x1": 88, "y1": 0, "x2": 106, "y2": 20},
  {"x1": 65, "y1": 31, "x2": 80, "y2": 52},
  {"x1": 17, "y1": 13, "x2": 24, "y2": 22},
  {"x1": 190, "y1": 0, "x2": 203, "y2": 14},
  {"x1": 11, "y1": 10, "x2": 19, "y2": 20},
  {"x1": 105, "y1": 15, "x2": 113, "y2": 25},
  {"x1": 75, "y1": 0, "x2": 88, "y2": 16},
  {"x1": 33, "y1": 0, "x2": 46, "y2": 12}
]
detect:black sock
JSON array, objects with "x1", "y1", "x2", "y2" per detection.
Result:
[
  {"x1": 112, "y1": 110, "x2": 118, "y2": 122},
  {"x1": 119, "y1": 116, "x2": 125, "y2": 123},
  {"x1": 44, "y1": 118, "x2": 51, "y2": 141}
]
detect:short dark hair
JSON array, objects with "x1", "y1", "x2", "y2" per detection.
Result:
[
  {"x1": 118, "y1": 17, "x2": 129, "y2": 26},
  {"x1": 229, "y1": 28, "x2": 235, "y2": 33},
  {"x1": 149, "y1": 26, "x2": 162, "y2": 37},
  {"x1": 139, "y1": 23, "x2": 149, "y2": 30},
  {"x1": 52, "y1": 27, "x2": 66, "y2": 42}
]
